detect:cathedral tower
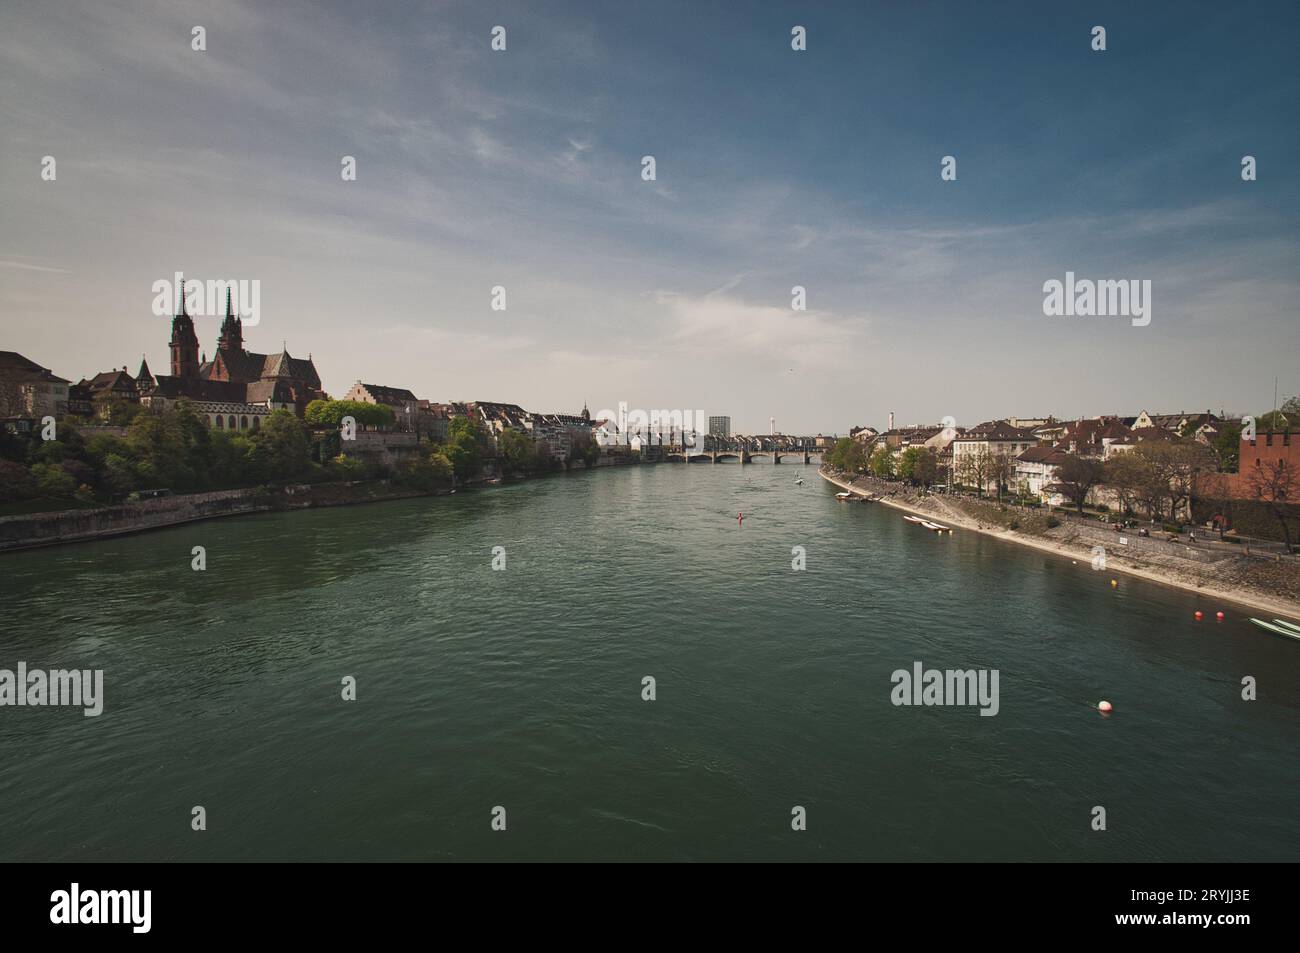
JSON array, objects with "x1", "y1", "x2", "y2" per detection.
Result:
[{"x1": 169, "y1": 276, "x2": 200, "y2": 379}]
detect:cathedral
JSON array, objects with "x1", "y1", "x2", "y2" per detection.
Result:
[{"x1": 138, "y1": 285, "x2": 325, "y2": 431}]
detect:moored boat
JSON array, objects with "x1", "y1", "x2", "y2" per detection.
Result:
[{"x1": 1250, "y1": 618, "x2": 1300, "y2": 641}]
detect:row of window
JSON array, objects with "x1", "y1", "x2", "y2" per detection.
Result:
[{"x1": 209, "y1": 414, "x2": 261, "y2": 432}]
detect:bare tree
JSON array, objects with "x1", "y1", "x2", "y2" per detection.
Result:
[
  {"x1": 1244, "y1": 457, "x2": 1300, "y2": 551},
  {"x1": 1056, "y1": 454, "x2": 1106, "y2": 513}
]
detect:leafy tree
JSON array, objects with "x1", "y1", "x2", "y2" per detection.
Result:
[
  {"x1": 569, "y1": 430, "x2": 601, "y2": 466},
  {"x1": 499, "y1": 428, "x2": 538, "y2": 474},
  {"x1": 912, "y1": 447, "x2": 938, "y2": 487},
  {"x1": 0, "y1": 460, "x2": 31, "y2": 501},
  {"x1": 396, "y1": 447, "x2": 454, "y2": 492},
  {"x1": 249, "y1": 409, "x2": 311, "y2": 482},
  {"x1": 30, "y1": 461, "x2": 76, "y2": 498},
  {"x1": 126, "y1": 404, "x2": 196, "y2": 489},
  {"x1": 1212, "y1": 419, "x2": 1243, "y2": 471},
  {"x1": 305, "y1": 399, "x2": 395, "y2": 428},
  {"x1": 444, "y1": 415, "x2": 487, "y2": 479},
  {"x1": 327, "y1": 453, "x2": 370, "y2": 481},
  {"x1": 869, "y1": 445, "x2": 895, "y2": 479}
]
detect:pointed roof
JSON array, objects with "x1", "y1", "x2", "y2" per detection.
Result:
[
  {"x1": 264, "y1": 346, "x2": 293, "y2": 378},
  {"x1": 136, "y1": 355, "x2": 153, "y2": 381}
]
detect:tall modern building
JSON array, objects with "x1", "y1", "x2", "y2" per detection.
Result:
[{"x1": 708, "y1": 415, "x2": 731, "y2": 439}]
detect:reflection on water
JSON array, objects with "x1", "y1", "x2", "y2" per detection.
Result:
[{"x1": 0, "y1": 465, "x2": 1297, "y2": 861}]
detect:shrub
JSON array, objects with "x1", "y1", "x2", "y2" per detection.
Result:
[{"x1": 1046, "y1": 516, "x2": 1061, "y2": 529}]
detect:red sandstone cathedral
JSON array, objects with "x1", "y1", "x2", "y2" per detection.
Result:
[{"x1": 136, "y1": 284, "x2": 325, "y2": 431}]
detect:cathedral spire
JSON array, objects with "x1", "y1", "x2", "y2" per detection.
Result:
[
  {"x1": 169, "y1": 273, "x2": 200, "y2": 380},
  {"x1": 218, "y1": 285, "x2": 244, "y2": 353}
]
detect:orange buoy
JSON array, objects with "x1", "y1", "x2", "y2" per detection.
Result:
[
  {"x1": 1194, "y1": 611, "x2": 1203, "y2": 621},
  {"x1": 1216, "y1": 611, "x2": 1225, "y2": 621},
  {"x1": 1098, "y1": 700, "x2": 1113, "y2": 713}
]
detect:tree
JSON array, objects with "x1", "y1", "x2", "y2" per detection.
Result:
[
  {"x1": 0, "y1": 460, "x2": 32, "y2": 501},
  {"x1": 987, "y1": 450, "x2": 1014, "y2": 500},
  {"x1": 569, "y1": 430, "x2": 601, "y2": 466},
  {"x1": 828, "y1": 437, "x2": 868, "y2": 474},
  {"x1": 897, "y1": 447, "x2": 920, "y2": 483},
  {"x1": 443, "y1": 416, "x2": 487, "y2": 479},
  {"x1": 304, "y1": 399, "x2": 394, "y2": 429},
  {"x1": 1103, "y1": 452, "x2": 1146, "y2": 516},
  {"x1": 957, "y1": 447, "x2": 998, "y2": 496},
  {"x1": 396, "y1": 447, "x2": 454, "y2": 492},
  {"x1": 1243, "y1": 457, "x2": 1300, "y2": 551},
  {"x1": 869, "y1": 445, "x2": 895, "y2": 479},
  {"x1": 1212, "y1": 419, "x2": 1243, "y2": 471},
  {"x1": 249, "y1": 409, "x2": 311, "y2": 482},
  {"x1": 499, "y1": 428, "x2": 538, "y2": 474},
  {"x1": 126, "y1": 404, "x2": 195, "y2": 489},
  {"x1": 29, "y1": 461, "x2": 76, "y2": 498},
  {"x1": 1055, "y1": 454, "x2": 1106, "y2": 513}
]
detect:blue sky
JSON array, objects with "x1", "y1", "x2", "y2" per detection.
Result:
[{"x1": 2, "y1": 0, "x2": 1297, "y2": 433}]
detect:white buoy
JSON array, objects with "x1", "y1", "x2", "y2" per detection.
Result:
[{"x1": 1098, "y1": 700, "x2": 1113, "y2": 713}]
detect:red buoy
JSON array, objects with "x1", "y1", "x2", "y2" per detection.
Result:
[
  {"x1": 1194, "y1": 611, "x2": 1203, "y2": 621},
  {"x1": 1098, "y1": 700, "x2": 1113, "y2": 713},
  {"x1": 1216, "y1": 611, "x2": 1225, "y2": 621}
]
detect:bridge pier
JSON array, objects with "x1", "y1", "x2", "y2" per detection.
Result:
[{"x1": 772, "y1": 451, "x2": 780, "y2": 464}]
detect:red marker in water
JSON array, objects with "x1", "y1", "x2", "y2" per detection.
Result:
[{"x1": 737, "y1": 512, "x2": 744, "y2": 526}]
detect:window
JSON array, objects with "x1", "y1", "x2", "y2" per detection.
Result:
[
  {"x1": 252, "y1": 416, "x2": 260, "y2": 431},
  {"x1": 214, "y1": 415, "x2": 224, "y2": 430},
  {"x1": 241, "y1": 416, "x2": 249, "y2": 430},
  {"x1": 228, "y1": 416, "x2": 236, "y2": 430}
]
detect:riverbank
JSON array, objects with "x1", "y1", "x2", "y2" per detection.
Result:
[
  {"x1": 820, "y1": 468, "x2": 1300, "y2": 621},
  {"x1": 0, "y1": 454, "x2": 642, "y2": 553},
  {"x1": 0, "y1": 480, "x2": 445, "y2": 553}
]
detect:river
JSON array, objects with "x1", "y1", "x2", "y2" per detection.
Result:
[{"x1": 1, "y1": 462, "x2": 1296, "y2": 861}]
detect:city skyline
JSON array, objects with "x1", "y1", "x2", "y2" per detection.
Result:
[{"x1": 2, "y1": 0, "x2": 1298, "y2": 434}]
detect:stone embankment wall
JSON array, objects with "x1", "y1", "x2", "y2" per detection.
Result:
[{"x1": 0, "y1": 481, "x2": 439, "y2": 552}]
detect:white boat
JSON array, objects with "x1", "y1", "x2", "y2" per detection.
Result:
[
  {"x1": 920, "y1": 521, "x2": 944, "y2": 531},
  {"x1": 928, "y1": 521, "x2": 952, "y2": 532},
  {"x1": 1250, "y1": 618, "x2": 1300, "y2": 641},
  {"x1": 794, "y1": 477, "x2": 804, "y2": 485},
  {"x1": 835, "y1": 491, "x2": 851, "y2": 500},
  {"x1": 1271, "y1": 619, "x2": 1300, "y2": 635},
  {"x1": 903, "y1": 515, "x2": 926, "y2": 523}
]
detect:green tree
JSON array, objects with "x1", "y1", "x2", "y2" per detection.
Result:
[
  {"x1": 1212, "y1": 419, "x2": 1243, "y2": 471},
  {"x1": 499, "y1": 428, "x2": 538, "y2": 473},
  {"x1": 249, "y1": 409, "x2": 311, "y2": 482},
  {"x1": 898, "y1": 447, "x2": 921, "y2": 483},
  {"x1": 30, "y1": 461, "x2": 77, "y2": 498},
  {"x1": 305, "y1": 399, "x2": 395, "y2": 428},
  {"x1": 869, "y1": 445, "x2": 895, "y2": 479},
  {"x1": 444, "y1": 416, "x2": 487, "y2": 479},
  {"x1": 126, "y1": 404, "x2": 195, "y2": 489}
]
